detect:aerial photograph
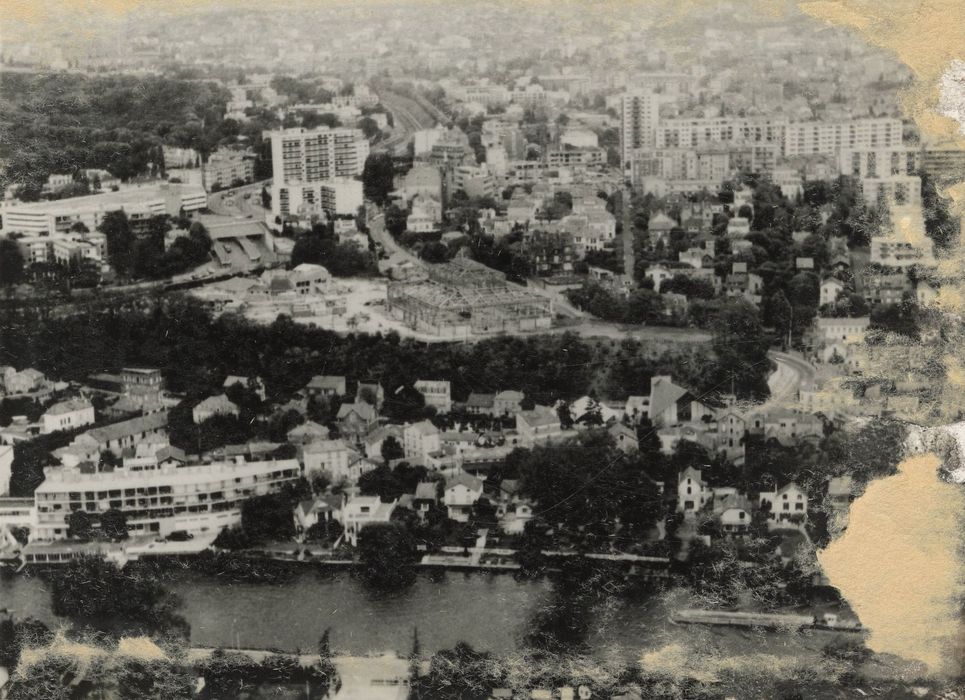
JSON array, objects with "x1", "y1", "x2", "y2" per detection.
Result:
[{"x1": 0, "y1": 0, "x2": 963, "y2": 698}]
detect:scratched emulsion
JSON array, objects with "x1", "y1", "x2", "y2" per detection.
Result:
[
  {"x1": 4, "y1": 0, "x2": 965, "y2": 685},
  {"x1": 797, "y1": 0, "x2": 965, "y2": 678}
]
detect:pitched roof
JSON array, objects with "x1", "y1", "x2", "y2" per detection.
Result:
[
  {"x1": 195, "y1": 394, "x2": 238, "y2": 413},
  {"x1": 649, "y1": 377, "x2": 689, "y2": 419},
  {"x1": 414, "y1": 482, "x2": 438, "y2": 500},
  {"x1": 84, "y1": 411, "x2": 169, "y2": 444},
  {"x1": 45, "y1": 398, "x2": 93, "y2": 416},
  {"x1": 466, "y1": 392, "x2": 495, "y2": 408},
  {"x1": 518, "y1": 406, "x2": 559, "y2": 428},
  {"x1": 446, "y1": 472, "x2": 484, "y2": 492},
  {"x1": 407, "y1": 420, "x2": 440, "y2": 437},
  {"x1": 494, "y1": 390, "x2": 524, "y2": 401},
  {"x1": 307, "y1": 375, "x2": 345, "y2": 390},
  {"x1": 337, "y1": 402, "x2": 377, "y2": 422}
]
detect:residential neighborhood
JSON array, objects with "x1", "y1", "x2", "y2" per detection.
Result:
[{"x1": 0, "y1": 1, "x2": 960, "y2": 698}]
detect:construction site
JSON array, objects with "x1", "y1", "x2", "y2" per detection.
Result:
[{"x1": 386, "y1": 255, "x2": 554, "y2": 338}]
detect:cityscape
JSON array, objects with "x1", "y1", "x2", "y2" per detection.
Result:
[{"x1": 0, "y1": 1, "x2": 963, "y2": 698}]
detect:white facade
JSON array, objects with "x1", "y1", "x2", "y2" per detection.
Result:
[
  {"x1": 303, "y1": 439, "x2": 352, "y2": 481},
  {"x1": 33, "y1": 459, "x2": 301, "y2": 541},
  {"x1": 1, "y1": 184, "x2": 207, "y2": 236},
  {"x1": 784, "y1": 118, "x2": 903, "y2": 157},
  {"x1": 414, "y1": 380, "x2": 452, "y2": 414},
  {"x1": 269, "y1": 127, "x2": 369, "y2": 186},
  {"x1": 403, "y1": 420, "x2": 441, "y2": 466},
  {"x1": 42, "y1": 399, "x2": 96, "y2": 435},
  {"x1": 273, "y1": 178, "x2": 364, "y2": 219}
]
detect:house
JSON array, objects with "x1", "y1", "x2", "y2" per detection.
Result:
[
  {"x1": 293, "y1": 495, "x2": 341, "y2": 538},
  {"x1": 644, "y1": 264, "x2": 673, "y2": 291},
  {"x1": 356, "y1": 381, "x2": 385, "y2": 410},
  {"x1": 223, "y1": 375, "x2": 267, "y2": 401},
  {"x1": 363, "y1": 424, "x2": 404, "y2": 461},
  {"x1": 69, "y1": 411, "x2": 169, "y2": 458},
  {"x1": 759, "y1": 482, "x2": 807, "y2": 527},
  {"x1": 303, "y1": 439, "x2": 353, "y2": 481},
  {"x1": 413, "y1": 481, "x2": 440, "y2": 518},
  {"x1": 41, "y1": 398, "x2": 95, "y2": 435},
  {"x1": 717, "y1": 494, "x2": 752, "y2": 536},
  {"x1": 813, "y1": 316, "x2": 872, "y2": 364},
  {"x1": 648, "y1": 375, "x2": 692, "y2": 428},
  {"x1": 569, "y1": 395, "x2": 623, "y2": 425},
  {"x1": 759, "y1": 409, "x2": 823, "y2": 446},
  {"x1": 647, "y1": 212, "x2": 677, "y2": 245},
  {"x1": 716, "y1": 409, "x2": 746, "y2": 464},
  {"x1": 819, "y1": 278, "x2": 845, "y2": 306},
  {"x1": 286, "y1": 421, "x2": 330, "y2": 445},
  {"x1": 498, "y1": 501, "x2": 534, "y2": 535},
  {"x1": 465, "y1": 392, "x2": 495, "y2": 415},
  {"x1": 192, "y1": 394, "x2": 240, "y2": 424},
  {"x1": 608, "y1": 422, "x2": 639, "y2": 452},
  {"x1": 677, "y1": 467, "x2": 711, "y2": 517},
  {"x1": 443, "y1": 471, "x2": 484, "y2": 522},
  {"x1": 726, "y1": 217, "x2": 751, "y2": 238},
  {"x1": 414, "y1": 380, "x2": 452, "y2": 414},
  {"x1": 339, "y1": 495, "x2": 397, "y2": 546},
  {"x1": 515, "y1": 406, "x2": 564, "y2": 447},
  {"x1": 336, "y1": 401, "x2": 379, "y2": 443},
  {"x1": 0, "y1": 367, "x2": 46, "y2": 396},
  {"x1": 403, "y1": 420, "x2": 441, "y2": 466},
  {"x1": 304, "y1": 375, "x2": 347, "y2": 398},
  {"x1": 493, "y1": 390, "x2": 525, "y2": 417}
]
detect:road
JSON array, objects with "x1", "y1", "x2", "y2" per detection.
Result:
[
  {"x1": 764, "y1": 350, "x2": 816, "y2": 407},
  {"x1": 206, "y1": 178, "x2": 272, "y2": 218}
]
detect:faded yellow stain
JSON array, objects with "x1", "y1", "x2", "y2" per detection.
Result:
[{"x1": 819, "y1": 454, "x2": 965, "y2": 675}]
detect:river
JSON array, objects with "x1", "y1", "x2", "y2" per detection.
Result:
[{"x1": 0, "y1": 569, "x2": 849, "y2": 662}]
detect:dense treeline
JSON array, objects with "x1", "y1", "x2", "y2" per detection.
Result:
[
  {"x1": 0, "y1": 73, "x2": 232, "y2": 195},
  {"x1": 0, "y1": 295, "x2": 769, "y2": 406}
]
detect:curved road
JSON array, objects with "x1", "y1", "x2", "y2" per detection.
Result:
[{"x1": 765, "y1": 350, "x2": 816, "y2": 406}]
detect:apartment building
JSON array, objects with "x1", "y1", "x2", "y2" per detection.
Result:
[
  {"x1": 33, "y1": 458, "x2": 301, "y2": 540},
  {"x1": 269, "y1": 127, "x2": 369, "y2": 186},
  {"x1": 1, "y1": 184, "x2": 207, "y2": 236},
  {"x1": 621, "y1": 91, "x2": 660, "y2": 167},
  {"x1": 274, "y1": 178, "x2": 364, "y2": 219},
  {"x1": 838, "y1": 146, "x2": 920, "y2": 178},
  {"x1": 784, "y1": 118, "x2": 902, "y2": 157},
  {"x1": 203, "y1": 148, "x2": 256, "y2": 191},
  {"x1": 655, "y1": 116, "x2": 788, "y2": 150}
]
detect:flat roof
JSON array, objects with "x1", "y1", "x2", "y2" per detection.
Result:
[{"x1": 5, "y1": 183, "x2": 205, "y2": 216}]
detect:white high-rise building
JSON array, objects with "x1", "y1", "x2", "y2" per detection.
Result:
[
  {"x1": 620, "y1": 91, "x2": 660, "y2": 169},
  {"x1": 269, "y1": 126, "x2": 369, "y2": 219},
  {"x1": 784, "y1": 118, "x2": 903, "y2": 158},
  {"x1": 269, "y1": 127, "x2": 369, "y2": 186}
]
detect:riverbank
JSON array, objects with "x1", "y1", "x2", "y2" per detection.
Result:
[{"x1": 0, "y1": 569, "x2": 858, "y2": 662}]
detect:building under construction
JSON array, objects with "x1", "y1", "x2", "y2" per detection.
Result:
[{"x1": 387, "y1": 255, "x2": 554, "y2": 338}]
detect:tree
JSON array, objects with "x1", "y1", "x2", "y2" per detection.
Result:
[
  {"x1": 261, "y1": 186, "x2": 271, "y2": 210},
  {"x1": 99, "y1": 210, "x2": 135, "y2": 276},
  {"x1": 100, "y1": 508, "x2": 129, "y2": 540},
  {"x1": 67, "y1": 510, "x2": 93, "y2": 540},
  {"x1": 50, "y1": 556, "x2": 188, "y2": 638},
  {"x1": 361, "y1": 153, "x2": 395, "y2": 206},
  {"x1": 381, "y1": 435, "x2": 404, "y2": 462},
  {"x1": 240, "y1": 491, "x2": 301, "y2": 543},
  {"x1": 318, "y1": 628, "x2": 332, "y2": 659},
  {"x1": 356, "y1": 522, "x2": 418, "y2": 589},
  {"x1": 0, "y1": 239, "x2": 25, "y2": 286}
]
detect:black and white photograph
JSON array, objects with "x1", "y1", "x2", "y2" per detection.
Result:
[{"x1": 0, "y1": 1, "x2": 963, "y2": 698}]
